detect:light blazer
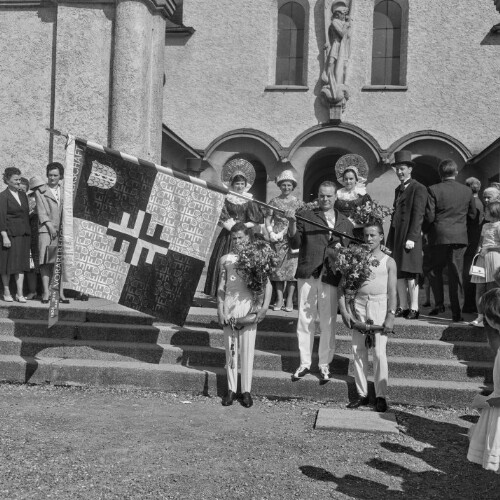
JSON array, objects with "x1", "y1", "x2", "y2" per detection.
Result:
[
  {"x1": 290, "y1": 208, "x2": 354, "y2": 286},
  {"x1": 0, "y1": 188, "x2": 30, "y2": 236},
  {"x1": 34, "y1": 183, "x2": 63, "y2": 234},
  {"x1": 425, "y1": 179, "x2": 476, "y2": 246}
]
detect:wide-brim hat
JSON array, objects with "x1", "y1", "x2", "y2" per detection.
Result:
[
  {"x1": 331, "y1": 0, "x2": 349, "y2": 13},
  {"x1": 335, "y1": 154, "x2": 369, "y2": 185},
  {"x1": 29, "y1": 175, "x2": 45, "y2": 191},
  {"x1": 392, "y1": 150, "x2": 415, "y2": 167},
  {"x1": 275, "y1": 170, "x2": 297, "y2": 188},
  {"x1": 221, "y1": 158, "x2": 256, "y2": 189}
]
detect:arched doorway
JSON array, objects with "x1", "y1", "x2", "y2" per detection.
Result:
[{"x1": 303, "y1": 150, "x2": 349, "y2": 201}]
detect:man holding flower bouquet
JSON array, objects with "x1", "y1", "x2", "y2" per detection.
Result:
[
  {"x1": 285, "y1": 181, "x2": 354, "y2": 382},
  {"x1": 338, "y1": 222, "x2": 397, "y2": 412}
]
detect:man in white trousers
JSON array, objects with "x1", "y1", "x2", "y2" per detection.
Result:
[
  {"x1": 285, "y1": 182, "x2": 354, "y2": 382},
  {"x1": 339, "y1": 222, "x2": 397, "y2": 412}
]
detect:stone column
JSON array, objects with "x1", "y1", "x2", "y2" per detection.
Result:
[{"x1": 110, "y1": 0, "x2": 167, "y2": 162}]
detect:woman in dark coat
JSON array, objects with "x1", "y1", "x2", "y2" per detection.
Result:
[
  {"x1": 0, "y1": 167, "x2": 31, "y2": 302},
  {"x1": 203, "y1": 159, "x2": 263, "y2": 297}
]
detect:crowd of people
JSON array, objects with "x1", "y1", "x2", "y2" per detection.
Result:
[
  {"x1": 0, "y1": 162, "x2": 89, "y2": 304},
  {"x1": 209, "y1": 152, "x2": 498, "y2": 406},
  {"x1": 212, "y1": 152, "x2": 500, "y2": 473}
]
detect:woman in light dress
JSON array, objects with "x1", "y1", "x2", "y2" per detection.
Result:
[{"x1": 264, "y1": 170, "x2": 302, "y2": 312}]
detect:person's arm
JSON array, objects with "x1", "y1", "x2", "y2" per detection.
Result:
[
  {"x1": 338, "y1": 283, "x2": 354, "y2": 329},
  {"x1": 216, "y1": 257, "x2": 228, "y2": 326},
  {"x1": 406, "y1": 185, "x2": 428, "y2": 249},
  {"x1": 0, "y1": 194, "x2": 9, "y2": 248},
  {"x1": 467, "y1": 192, "x2": 477, "y2": 223},
  {"x1": 35, "y1": 190, "x2": 57, "y2": 239},
  {"x1": 424, "y1": 186, "x2": 435, "y2": 226},
  {"x1": 244, "y1": 201, "x2": 263, "y2": 228},
  {"x1": 383, "y1": 258, "x2": 397, "y2": 334},
  {"x1": 255, "y1": 280, "x2": 273, "y2": 323}
]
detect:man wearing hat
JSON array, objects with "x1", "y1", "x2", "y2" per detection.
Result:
[{"x1": 386, "y1": 150, "x2": 428, "y2": 320}]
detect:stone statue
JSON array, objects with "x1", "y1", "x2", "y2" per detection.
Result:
[{"x1": 321, "y1": 0, "x2": 352, "y2": 119}]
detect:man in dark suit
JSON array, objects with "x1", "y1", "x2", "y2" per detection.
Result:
[
  {"x1": 425, "y1": 160, "x2": 477, "y2": 322},
  {"x1": 386, "y1": 150, "x2": 427, "y2": 320},
  {"x1": 285, "y1": 181, "x2": 354, "y2": 382},
  {"x1": 463, "y1": 177, "x2": 484, "y2": 313}
]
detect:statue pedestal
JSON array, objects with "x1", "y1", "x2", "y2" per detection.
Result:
[{"x1": 329, "y1": 105, "x2": 343, "y2": 122}]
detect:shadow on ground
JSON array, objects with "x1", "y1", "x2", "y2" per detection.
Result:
[{"x1": 300, "y1": 409, "x2": 499, "y2": 499}]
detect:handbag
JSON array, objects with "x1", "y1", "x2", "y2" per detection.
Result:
[
  {"x1": 469, "y1": 253, "x2": 485, "y2": 278},
  {"x1": 44, "y1": 244, "x2": 58, "y2": 265}
]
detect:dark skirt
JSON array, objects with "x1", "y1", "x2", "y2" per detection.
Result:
[
  {"x1": 203, "y1": 229, "x2": 232, "y2": 297},
  {"x1": 0, "y1": 234, "x2": 31, "y2": 275}
]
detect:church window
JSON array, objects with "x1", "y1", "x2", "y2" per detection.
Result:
[
  {"x1": 371, "y1": 0, "x2": 403, "y2": 85},
  {"x1": 276, "y1": 2, "x2": 306, "y2": 86}
]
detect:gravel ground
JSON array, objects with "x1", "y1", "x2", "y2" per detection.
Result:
[{"x1": 0, "y1": 383, "x2": 498, "y2": 500}]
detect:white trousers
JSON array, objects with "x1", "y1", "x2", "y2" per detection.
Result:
[
  {"x1": 352, "y1": 294, "x2": 388, "y2": 398},
  {"x1": 296, "y1": 277, "x2": 337, "y2": 368},
  {"x1": 223, "y1": 324, "x2": 256, "y2": 393}
]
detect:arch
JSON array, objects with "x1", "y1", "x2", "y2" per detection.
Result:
[
  {"x1": 286, "y1": 124, "x2": 383, "y2": 203},
  {"x1": 388, "y1": 131, "x2": 472, "y2": 163},
  {"x1": 389, "y1": 131, "x2": 473, "y2": 187},
  {"x1": 203, "y1": 129, "x2": 286, "y2": 203},
  {"x1": 288, "y1": 123, "x2": 383, "y2": 162},
  {"x1": 204, "y1": 129, "x2": 284, "y2": 162},
  {"x1": 371, "y1": 0, "x2": 409, "y2": 86}
]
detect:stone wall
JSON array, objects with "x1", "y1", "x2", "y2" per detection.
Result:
[
  {"x1": 0, "y1": 6, "x2": 56, "y2": 179},
  {"x1": 163, "y1": 0, "x2": 500, "y2": 155},
  {"x1": 0, "y1": 3, "x2": 114, "y2": 180}
]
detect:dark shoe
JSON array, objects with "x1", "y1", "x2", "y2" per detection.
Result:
[
  {"x1": 241, "y1": 392, "x2": 253, "y2": 408},
  {"x1": 292, "y1": 365, "x2": 310, "y2": 380},
  {"x1": 41, "y1": 299, "x2": 49, "y2": 304},
  {"x1": 347, "y1": 396, "x2": 369, "y2": 409},
  {"x1": 406, "y1": 309, "x2": 419, "y2": 320},
  {"x1": 395, "y1": 307, "x2": 410, "y2": 318},
  {"x1": 222, "y1": 391, "x2": 235, "y2": 406},
  {"x1": 452, "y1": 316, "x2": 464, "y2": 323},
  {"x1": 375, "y1": 397, "x2": 388, "y2": 413},
  {"x1": 428, "y1": 305, "x2": 445, "y2": 316},
  {"x1": 59, "y1": 298, "x2": 70, "y2": 304},
  {"x1": 422, "y1": 301, "x2": 431, "y2": 308}
]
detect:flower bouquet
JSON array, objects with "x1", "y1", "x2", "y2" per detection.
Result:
[
  {"x1": 234, "y1": 238, "x2": 279, "y2": 327},
  {"x1": 327, "y1": 244, "x2": 380, "y2": 329},
  {"x1": 351, "y1": 200, "x2": 393, "y2": 226},
  {"x1": 297, "y1": 199, "x2": 319, "y2": 212}
]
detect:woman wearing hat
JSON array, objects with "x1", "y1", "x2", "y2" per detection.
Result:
[
  {"x1": 334, "y1": 155, "x2": 372, "y2": 239},
  {"x1": 203, "y1": 159, "x2": 263, "y2": 297},
  {"x1": 264, "y1": 170, "x2": 302, "y2": 312}
]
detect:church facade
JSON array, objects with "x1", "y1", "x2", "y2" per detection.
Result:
[{"x1": 1, "y1": 0, "x2": 500, "y2": 208}]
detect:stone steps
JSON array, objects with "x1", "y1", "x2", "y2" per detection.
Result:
[
  {"x1": 0, "y1": 354, "x2": 486, "y2": 407},
  {"x1": 0, "y1": 335, "x2": 491, "y2": 384},
  {"x1": 0, "y1": 300, "x2": 494, "y2": 407}
]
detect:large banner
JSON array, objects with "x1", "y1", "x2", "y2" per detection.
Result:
[{"x1": 63, "y1": 137, "x2": 226, "y2": 326}]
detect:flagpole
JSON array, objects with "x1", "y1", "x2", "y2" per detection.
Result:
[{"x1": 46, "y1": 128, "x2": 363, "y2": 243}]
